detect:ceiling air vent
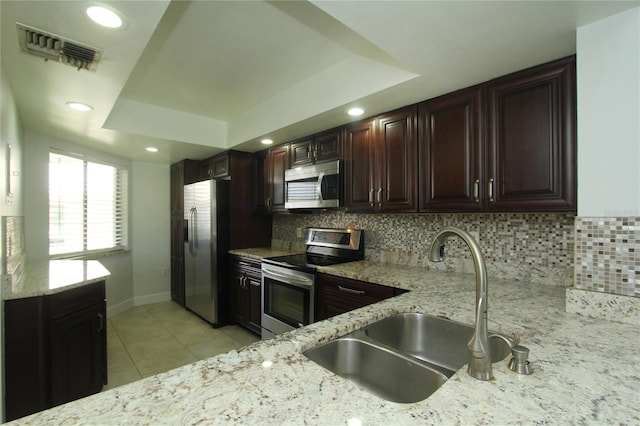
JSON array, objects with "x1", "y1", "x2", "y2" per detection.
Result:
[{"x1": 16, "y1": 23, "x2": 103, "y2": 72}]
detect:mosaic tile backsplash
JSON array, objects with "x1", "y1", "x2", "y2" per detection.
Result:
[
  {"x1": 273, "y1": 211, "x2": 576, "y2": 287},
  {"x1": 575, "y1": 217, "x2": 640, "y2": 297}
]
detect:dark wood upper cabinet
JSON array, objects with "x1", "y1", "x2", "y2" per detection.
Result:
[
  {"x1": 376, "y1": 106, "x2": 418, "y2": 212},
  {"x1": 267, "y1": 144, "x2": 289, "y2": 213},
  {"x1": 314, "y1": 128, "x2": 343, "y2": 163},
  {"x1": 200, "y1": 151, "x2": 230, "y2": 180},
  {"x1": 418, "y1": 86, "x2": 483, "y2": 212},
  {"x1": 290, "y1": 128, "x2": 342, "y2": 167},
  {"x1": 344, "y1": 107, "x2": 417, "y2": 212},
  {"x1": 344, "y1": 118, "x2": 377, "y2": 212},
  {"x1": 252, "y1": 149, "x2": 270, "y2": 214},
  {"x1": 289, "y1": 138, "x2": 314, "y2": 167},
  {"x1": 486, "y1": 56, "x2": 576, "y2": 211},
  {"x1": 252, "y1": 145, "x2": 289, "y2": 214}
]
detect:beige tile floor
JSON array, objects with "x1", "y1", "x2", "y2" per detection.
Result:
[{"x1": 104, "y1": 301, "x2": 260, "y2": 391}]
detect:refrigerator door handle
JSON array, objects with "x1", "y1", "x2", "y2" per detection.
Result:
[
  {"x1": 192, "y1": 207, "x2": 198, "y2": 256},
  {"x1": 188, "y1": 207, "x2": 197, "y2": 256}
]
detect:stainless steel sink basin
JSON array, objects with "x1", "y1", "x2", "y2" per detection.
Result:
[
  {"x1": 303, "y1": 337, "x2": 448, "y2": 403},
  {"x1": 363, "y1": 313, "x2": 511, "y2": 371},
  {"x1": 303, "y1": 312, "x2": 515, "y2": 403}
]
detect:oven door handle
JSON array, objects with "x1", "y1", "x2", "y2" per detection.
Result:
[{"x1": 263, "y1": 269, "x2": 314, "y2": 287}]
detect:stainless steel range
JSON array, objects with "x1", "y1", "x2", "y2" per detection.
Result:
[{"x1": 261, "y1": 228, "x2": 364, "y2": 339}]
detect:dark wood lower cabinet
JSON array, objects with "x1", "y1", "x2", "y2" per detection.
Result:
[
  {"x1": 316, "y1": 273, "x2": 397, "y2": 321},
  {"x1": 230, "y1": 255, "x2": 262, "y2": 335},
  {"x1": 5, "y1": 281, "x2": 107, "y2": 421}
]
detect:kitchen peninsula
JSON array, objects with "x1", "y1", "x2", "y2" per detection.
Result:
[
  {"x1": 11, "y1": 260, "x2": 639, "y2": 425},
  {"x1": 4, "y1": 260, "x2": 110, "y2": 421}
]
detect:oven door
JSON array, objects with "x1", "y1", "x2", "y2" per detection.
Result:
[{"x1": 261, "y1": 264, "x2": 315, "y2": 338}]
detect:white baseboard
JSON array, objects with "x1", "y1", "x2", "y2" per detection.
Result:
[
  {"x1": 106, "y1": 292, "x2": 171, "y2": 319},
  {"x1": 107, "y1": 298, "x2": 134, "y2": 319},
  {"x1": 134, "y1": 291, "x2": 171, "y2": 307}
]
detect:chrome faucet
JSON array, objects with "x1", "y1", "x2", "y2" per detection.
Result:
[{"x1": 429, "y1": 227, "x2": 492, "y2": 381}]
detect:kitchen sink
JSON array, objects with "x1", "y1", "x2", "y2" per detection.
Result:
[
  {"x1": 303, "y1": 337, "x2": 448, "y2": 403},
  {"x1": 303, "y1": 313, "x2": 514, "y2": 403},
  {"x1": 363, "y1": 313, "x2": 512, "y2": 371}
]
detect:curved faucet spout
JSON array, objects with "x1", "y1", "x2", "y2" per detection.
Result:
[{"x1": 429, "y1": 227, "x2": 492, "y2": 381}]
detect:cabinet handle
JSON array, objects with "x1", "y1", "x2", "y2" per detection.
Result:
[
  {"x1": 488, "y1": 178, "x2": 494, "y2": 202},
  {"x1": 97, "y1": 313, "x2": 104, "y2": 332},
  {"x1": 369, "y1": 188, "x2": 374, "y2": 206},
  {"x1": 307, "y1": 146, "x2": 312, "y2": 160},
  {"x1": 473, "y1": 179, "x2": 480, "y2": 202},
  {"x1": 377, "y1": 188, "x2": 382, "y2": 204},
  {"x1": 313, "y1": 149, "x2": 318, "y2": 160},
  {"x1": 265, "y1": 197, "x2": 271, "y2": 209},
  {"x1": 338, "y1": 285, "x2": 365, "y2": 295}
]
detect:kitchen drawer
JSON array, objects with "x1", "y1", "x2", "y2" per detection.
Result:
[
  {"x1": 316, "y1": 273, "x2": 395, "y2": 321},
  {"x1": 231, "y1": 256, "x2": 262, "y2": 279},
  {"x1": 317, "y1": 274, "x2": 395, "y2": 300},
  {"x1": 47, "y1": 281, "x2": 106, "y2": 319}
]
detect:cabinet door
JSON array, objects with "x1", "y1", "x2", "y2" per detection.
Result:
[
  {"x1": 419, "y1": 87, "x2": 483, "y2": 212},
  {"x1": 344, "y1": 119, "x2": 377, "y2": 212},
  {"x1": 49, "y1": 303, "x2": 105, "y2": 407},
  {"x1": 314, "y1": 128, "x2": 342, "y2": 163},
  {"x1": 246, "y1": 276, "x2": 262, "y2": 335},
  {"x1": 170, "y1": 218, "x2": 185, "y2": 305},
  {"x1": 290, "y1": 138, "x2": 314, "y2": 167},
  {"x1": 376, "y1": 106, "x2": 418, "y2": 212},
  {"x1": 268, "y1": 144, "x2": 289, "y2": 212},
  {"x1": 201, "y1": 152, "x2": 230, "y2": 179},
  {"x1": 229, "y1": 270, "x2": 247, "y2": 325},
  {"x1": 252, "y1": 150, "x2": 270, "y2": 214},
  {"x1": 170, "y1": 162, "x2": 184, "y2": 215},
  {"x1": 486, "y1": 57, "x2": 576, "y2": 211}
]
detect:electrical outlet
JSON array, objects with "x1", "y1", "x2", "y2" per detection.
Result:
[
  {"x1": 162, "y1": 267, "x2": 169, "y2": 276},
  {"x1": 296, "y1": 227, "x2": 303, "y2": 238}
]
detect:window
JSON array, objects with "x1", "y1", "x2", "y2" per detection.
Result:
[{"x1": 49, "y1": 151, "x2": 128, "y2": 257}]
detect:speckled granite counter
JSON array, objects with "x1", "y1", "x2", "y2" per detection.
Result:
[
  {"x1": 3, "y1": 259, "x2": 111, "y2": 300},
  {"x1": 13, "y1": 261, "x2": 640, "y2": 425},
  {"x1": 228, "y1": 247, "x2": 303, "y2": 260}
]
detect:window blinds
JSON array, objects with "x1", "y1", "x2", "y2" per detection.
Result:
[{"x1": 49, "y1": 152, "x2": 128, "y2": 257}]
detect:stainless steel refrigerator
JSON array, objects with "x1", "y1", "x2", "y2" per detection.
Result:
[{"x1": 184, "y1": 179, "x2": 230, "y2": 326}]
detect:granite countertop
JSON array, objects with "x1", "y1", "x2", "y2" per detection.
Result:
[
  {"x1": 3, "y1": 259, "x2": 111, "y2": 300},
  {"x1": 14, "y1": 261, "x2": 640, "y2": 424},
  {"x1": 228, "y1": 247, "x2": 303, "y2": 260}
]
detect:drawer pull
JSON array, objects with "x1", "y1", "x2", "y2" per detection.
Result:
[
  {"x1": 238, "y1": 261, "x2": 252, "y2": 267},
  {"x1": 338, "y1": 285, "x2": 365, "y2": 295}
]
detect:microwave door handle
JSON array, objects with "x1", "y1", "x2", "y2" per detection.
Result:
[{"x1": 316, "y1": 172, "x2": 325, "y2": 202}]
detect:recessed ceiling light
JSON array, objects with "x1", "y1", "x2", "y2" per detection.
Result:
[
  {"x1": 348, "y1": 107, "x2": 365, "y2": 116},
  {"x1": 86, "y1": 5, "x2": 124, "y2": 28},
  {"x1": 145, "y1": 147, "x2": 159, "y2": 153},
  {"x1": 66, "y1": 101, "x2": 93, "y2": 112},
  {"x1": 261, "y1": 139, "x2": 273, "y2": 145}
]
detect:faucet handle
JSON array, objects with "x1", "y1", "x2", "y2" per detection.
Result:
[{"x1": 508, "y1": 345, "x2": 533, "y2": 375}]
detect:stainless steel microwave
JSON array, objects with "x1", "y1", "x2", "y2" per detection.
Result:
[{"x1": 284, "y1": 160, "x2": 342, "y2": 209}]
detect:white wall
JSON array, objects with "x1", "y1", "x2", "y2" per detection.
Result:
[
  {"x1": 1, "y1": 66, "x2": 24, "y2": 424},
  {"x1": 131, "y1": 161, "x2": 171, "y2": 305},
  {"x1": 577, "y1": 7, "x2": 640, "y2": 217},
  {"x1": 23, "y1": 130, "x2": 135, "y2": 316}
]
